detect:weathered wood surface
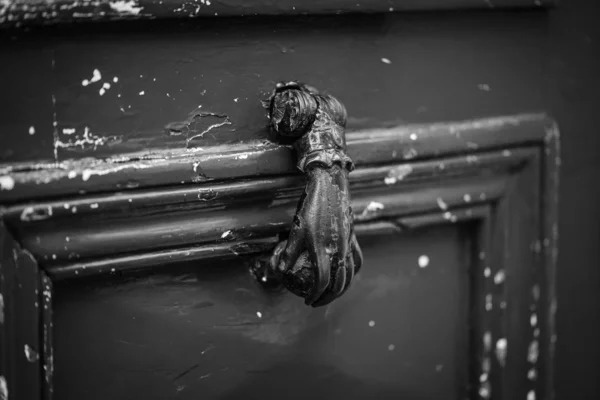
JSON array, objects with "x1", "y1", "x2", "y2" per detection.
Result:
[
  {"x1": 0, "y1": 0, "x2": 554, "y2": 28},
  {"x1": 0, "y1": 114, "x2": 549, "y2": 202},
  {"x1": 0, "y1": 114, "x2": 550, "y2": 272},
  {"x1": 0, "y1": 11, "x2": 547, "y2": 168}
]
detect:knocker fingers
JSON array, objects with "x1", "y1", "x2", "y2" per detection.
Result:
[
  {"x1": 350, "y1": 233, "x2": 363, "y2": 274},
  {"x1": 305, "y1": 237, "x2": 333, "y2": 306}
]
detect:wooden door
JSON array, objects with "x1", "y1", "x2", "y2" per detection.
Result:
[{"x1": 1, "y1": 2, "x2": 559, "y2": 400}]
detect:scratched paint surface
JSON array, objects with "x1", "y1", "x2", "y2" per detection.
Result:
[
  {"x1": 0, "y1": 0, "x2": 552, "y2": 28},
  {"x1": 52, "y1": 224, "x2": 468, "y2": 400},
  {"x1": 0, "y1": 12, "x2": 545, "y2": 164}
]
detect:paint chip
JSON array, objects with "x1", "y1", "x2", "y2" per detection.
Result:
[
  {"x1": 494, "y1": 270, "x2": 506, "y2": 284},
  {"x1": 221, "y1": 230, "x2": 232, "y2": 239},
  {"x1": 418, "y1": 255, "x2": 430, "y2": 268},
  {"x1": 256, "y1": 311, "x2": 262, "y2": 318},
  {"x1": 0, "y1": 176, "x2": 15, "y2": 191},
  {"x1": 463, "y1": 194, "x2": 471, "y2": 202},
  {"x1": 381, "y1": 58, "x2": 392, "y2": 64},
  {"x1": 28, "y1": 126, "x2": 35, "y2": 135},
  {"x1": 0, "y1": 376, "x2": 7, "y2": 400},
  {"x1": 139, "y1": 91, "x2": 145, "y2": 96},
  {"x1": 527, "y1": 390, "x2": 536, "y2": 400},
  {"x1": 113, "y1": 77, "x2": 119, "y2": 83},
  {"x1": 24, "y1": 344, "x2": 38, "y2": 362},
  {"x1": 388, "y1": 344, "x2": 395, "y2": 351},
  {"x1": 436, "y1": 197, "x2": 448, "y2": 210}
]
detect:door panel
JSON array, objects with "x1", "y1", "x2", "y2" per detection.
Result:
[{"x1": 53, "y1": 224, "x2": 469, "y2": 400}]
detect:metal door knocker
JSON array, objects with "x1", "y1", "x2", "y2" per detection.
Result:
[{"x1": 252, "y1": 82, "x2": 363, "y2": 307}]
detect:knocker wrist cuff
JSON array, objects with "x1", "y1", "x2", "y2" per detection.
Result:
[
  {"x1": 293, "y1": 113, "x2": 354, "y2": 173},
  {"x1": 297, "y1": 149, "x2": 354, "y2": 173}
]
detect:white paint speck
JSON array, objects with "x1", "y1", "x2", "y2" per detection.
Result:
[
  {"x1": 502, "y1": 149, "x2": 512, "y2": 157},
  {"x1": 528, "y1": 368, "x2": 537, "y2": 380},
  {"x1": 261, "y1": 276, "x2": 267, "y2": 282},
  {"x1": 530, "y1": 313, "x2": 538, "y2": 327},
  {"x1": 99, "y1": 88, "x2": 106, "y2": 96},
  {"x1": 221, "y1": 230, "x2": 232, "y2": 239},
  {"x1": 384, "y1": 164, "x2": 412, "y2": 185},
  {"x1": 443, "y1": 211, "x2": 452, "y2": 220},
  {"x1": 366, "y1": 202, "x2": 384, "y2": 213},
  {"x1": 495, "y1": 338, "x2": 508, "y2": 366},
  {"x1": 24, "y1": 344, "x2": 38, "y2": 362},
  {"x1": 478, "y1": 84, "x2": 491, "y2": 91},
  {"x1": 463, "y1": 194, "x2": 471, "y2": 202},
  {"x1": 90, "y1": 203, "x2": 99, "y2": 209},
  {"x1": 139, "y1": 91, "x2": 145, "y2": 96},
  {"x1": 485, "y1": 294, "x2": 493, "y2": 311},
  {"x1": 256, "y1": 311, "x2": 262, "y2": 318},
  {"x1": 234, "y1": 98, "x2": 239, "y2": 102},
  {"x1": 528, "y1": 340, "x2": 539, "y2": 363},
  {"x1": 389, "y1": 7, "x2": 394, "y2": 11},
  {"x1": 82, "y1": 79, "x2": 90, "y2": 86},
  {"x1": 483, "y1": 331, "x2": 492, "y2": 351},
  {"x1": 113, "y1": 76, "x2": 119, "y2": 83},
  {"x1": 381, "y1": 58, "x2": 391, "y2": 64},
  {"x1": 435, "y1": 364, "x2": 443, "y2": 372},
  {"x1": 63, "y1": 128, "x2": 76, "y2": 135},
  {"x1": 436, "y1": 197, "x2": 448, "y2": 210},
  {"x1": 103, "y1": 82, "x2": 111, "y2": 90},
  {"x1": 494, "y1": 270, "x2": 506, "y2": 284},
  {"x1": 0, "y1": 176, "x2": 15, "y2": 191},
  {"x1": 0, "y1": 376, "x2": 7, "y2": 400},
  {"x1": 479, "y1": 382, "x2": 491, "y2": 399},
  {"x1": 418, "y1": 255, "x2": 430, "y2": 268},
  {"x1": 111, "y1": 268, "x2": 116, "y2": 273},
  {"x1": 91, "y1": 69, "x2": 101, "y2": 83},
  {"x1": 388, "y1": 344, "x2": 395, "y2": 351},
  {"x1": 29, "y1": 126, "x2": 35, "y2": 135},
  {"x1": 368, "y1": 320, "x2": 375, "y2": 327},
  {"x1": 109, "y1": 0, "x2": 143, "y2": 15},
  {"x1": 409, "y1": 133, "x2": 417, "y2": 141},
  {"x1": 527, "y1": 390, "x2": 536, "y2": 400},
  {"x1": 484, "y1": 267, "x2": 491, "y2": 277}
]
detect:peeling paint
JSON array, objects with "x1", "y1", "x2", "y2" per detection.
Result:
[
  {"x1": 24, "y1": 344, "x2": 39, "y2": 363},
  {"x1": 493, "y1": 269, "x2": 505, "y2": 284},
  {"x1": 527, "y1": 340, "x2": 539, "y2": 363},
  {"x1": 0, "y1": 376, "x2": 6, "y2": 400},
  {"x1": 0, "y1": 175, "x2": 14, "y2": 191},
  {"x1": 383, "y1": 164, "x2": 412, "y2": 185},
  {"x1": 109, "y1": 0, "x2": 143, "y2": 15},
  {"x1": 436, "y1": 197, "x2": 448, "y2": 210},
  {"x1": 20, "y1": 205, "x2": 53, "y2": 221},
  {"x1": 495, "y1": 338, "x2": 507, "y2": 367}
]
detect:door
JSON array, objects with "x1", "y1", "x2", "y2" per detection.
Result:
[{"x1": 1, "y1": 2, "x2": 558, "y2": 400}]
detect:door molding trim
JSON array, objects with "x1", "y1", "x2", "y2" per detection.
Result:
[{"x1": 0, "y1": 113, "x2": 559, "y2": 400}]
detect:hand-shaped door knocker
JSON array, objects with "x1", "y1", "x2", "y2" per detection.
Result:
[{"x1": 253, "y1": 82, "x2": 363, "y2": 307}]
